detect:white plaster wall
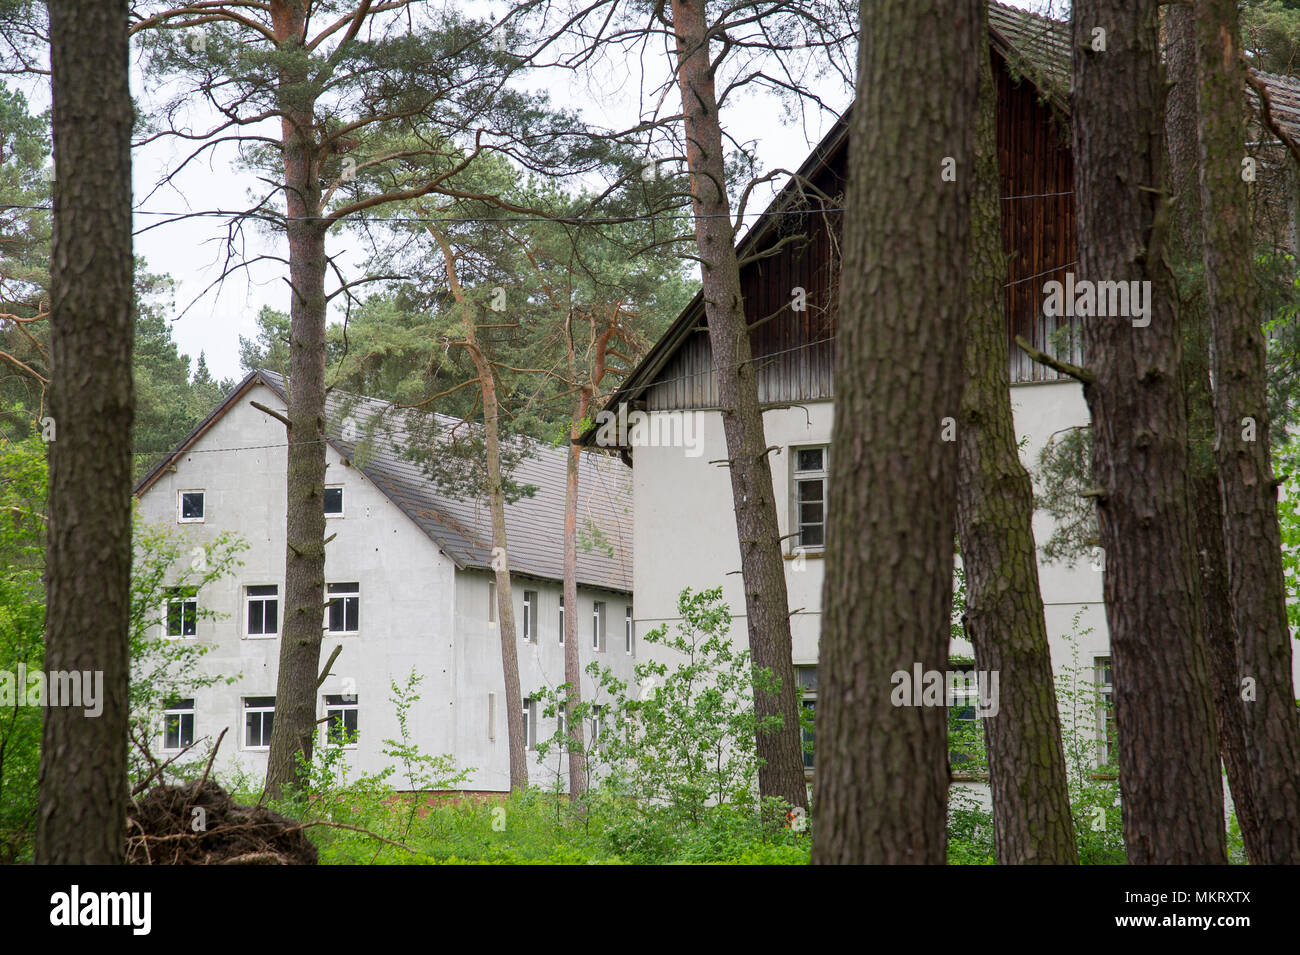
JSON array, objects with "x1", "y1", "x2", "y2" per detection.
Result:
[
  {"x1": 452, "y1": 572, "x2": 638, "y2": 791},
  {"x1": 628, "y1": 384, "x2": 1111, "y2": 747},
  {"x1": 631, "y1": 404, "x2": 833, "y2": 669},
  {"x1": 630, "y1": 379, "x2": 1300, "y2": 762}
]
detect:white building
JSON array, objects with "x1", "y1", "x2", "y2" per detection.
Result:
[{"x1": 134, "y1": 370, "x2": 636, "y2": 792}]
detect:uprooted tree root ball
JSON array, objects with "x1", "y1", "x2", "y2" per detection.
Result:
[{"x1": 127, "y1": 780, "x2": 317, "y2": 865}]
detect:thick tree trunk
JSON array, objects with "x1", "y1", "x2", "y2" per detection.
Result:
[
  {"x1": 956, "y1": 17, "x2": 1077, "y2": 865},
  {"x1": 1195, "y1": 0, "x2": 1300, "y2": 863},
  {"x1": 265, "y1": 0, "x2": 330, "y2": 799},
  {"x1": 667, "y1": 0, "x2": 807, "y2": 814},
  {"x1": 1163, "y1": 3, "x2": 1265, "y2": 863},
  {"x1": 36, "y1": 0, "x2": 135, "y2": 865},
  {"x1": 1072, "y1": 0, "x2": 1227, "y2": 864},
  {"x1": 812, "y1": 0, "x2": 979, "y2": 865},
  {"x1": 1192, "y1": 467, "x2": 1265, "y2": 861}
]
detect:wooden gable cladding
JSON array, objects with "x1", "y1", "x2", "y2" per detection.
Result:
[
  {"x1": 605, "y1": 3, "x2": 1300, "y2": 430},
  {"x1": 641, "y1": 53, "x2": 1078, "y2": 415},
  {"x1": 645, "y1": 155, "x2": 845, "y2": 411},
  {"x1": 996, "y1": 54, "x2": 1079, "y2": 383}
]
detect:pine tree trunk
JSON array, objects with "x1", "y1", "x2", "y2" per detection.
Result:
[
  {"x1": 667, "y1": 0, "x2": 807, "y2": 814},
  {"x1": 564, "y1": 376, "x2": 588, "y2": 802},
  {"x1": 468, "y1": 324, "x2": 529, "y2": 793},
  {"x1": 956, "y1": 12, "x2": 1077, "y2": 865},
  {"x1": 1163, "y1": 3, "x2": 1264, "y2": 863},
  {"x1": 1072, "y1": 0, "x2": 1227, "y2": 864},
  {"x1": 36, "y1": 0, "x2": 135, "y2": 865},
  {"x1": 265, "y1": 0, "x2": 330, "y2": 800},
  {"x1": 1195, "y1": 0, "x2": 1300, "y2": 863},
  {"x1": 812, "y1": 0, "x2": 979, "y2": 865},
  {"x1": 1192, "y1": 467, "x2": 1264, "y2": 861}
]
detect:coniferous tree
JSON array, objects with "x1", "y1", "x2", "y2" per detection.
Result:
[
  {"x1": 37, "y1": 0, "x2": 135, "y2": 865},
  {"x1": 813, "y1": 0, "x2": 980, "y2": 864}
]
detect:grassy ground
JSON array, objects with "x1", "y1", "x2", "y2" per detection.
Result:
[{"x1": 258, "y1": 787, "x2": 813, "y2": 865}]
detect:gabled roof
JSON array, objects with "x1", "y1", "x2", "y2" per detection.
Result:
[
  {"x1": 583, "y1": 2, "x2": 1300, "y2": 446},
  {"x1": 987, "y1": 2, "x2": 1069, "y2": 111},
  {"x1": 134, "y1": 369, "x2": 632, "y2": 593}
]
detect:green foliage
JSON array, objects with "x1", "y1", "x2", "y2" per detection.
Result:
[
  {"x1": 0, "y1": 437, "x2": 248, "y2": 858},
  {"x1": 0, "y1": 80, "x2": 51, "y2": 437},
  {"x1": 946, "y1": 610, "x2": 1126, "y2": 864},
  {"x1": 132, "y1": 264, "x2": 237, "y2": 479},
  {"x1": 525, "y1": 587, "x2": 808, "y2": 863},
  {"x1": 590, "y1": 588, "x2": 777, "y2": 821},
  {"x1": 1244, "y1": 0, "x2": 1300, "y2": 76},
  {"x1": 1032, "y1": 426, "x2": 1097, "y2": 566},
  {"x1": 0, "y1": 434, "x2": 46, "y2": 860},
  {"x1": 1053, "y1": 617, "x2": 1125, "y2": 864},
  {"x1": 127, "y1": 511, "x2": 249, "y2": 775},
  {"x1": 1275, "y1": 434, "x2": 1300, "y2": 636}
]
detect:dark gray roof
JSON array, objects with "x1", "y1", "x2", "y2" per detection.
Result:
[{"x1": 136, "y1": 370, "x2": 631, "y2": 593}]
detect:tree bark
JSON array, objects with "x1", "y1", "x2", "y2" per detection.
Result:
[
  {"x1": 812, "y1": 0, "x2": 979, "y2": 864},
  {"x1": 1195, "y1": 0, "x2": 1300, "y2": 863},
  {"x1": 265, "y1": 0, "x2": 331, "y2": 800},
  {"x1": 423, "y1": 222, "x2": 529, "y2": 793},
  {"x1": 667, "y1": 0, "x2": 807, "y2": 814},
  {"x1": 37, "y1": 0, "x2": 135, "y2": 864},
  {"x1": 956, "y1": 13, "x2": 1077, "y2": 865},
  {"x1": 471, "y1": 327, "x2": 529, "y2": 793},
  {"x1": 1192, "y1": 467, "x2": 1265, "y2": 861},
  {"x1": 563, "y1": 320, "x2": 587, "y2": 802},
  {"x1": 1164, "y1": 3, "x2": 1265, "y2": 863},
  {"x1": 1072, "y1": 0, "x2": 1227, "y2": 864}
]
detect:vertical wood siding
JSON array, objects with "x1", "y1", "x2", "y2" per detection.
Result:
[{"x1": 645, "y1": 50, "x2": 1077, "y2": 412}]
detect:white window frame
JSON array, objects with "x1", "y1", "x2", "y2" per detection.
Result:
[
  {"x1": 323, "y1": 693, "x2": 359, "y2": 748},
  {"x1": 625, "y1": 604, "x2": 634, "y2": 655},
  {"x1": 1096, "y1": 657, "x2": 1115, "y2": 768},
  {"x1": 162, "y1": 698, "x2": 195, "y2": 751},
  {"x1": 591, "y1": 703, "x2": 604, "y2": 752},
  {"x1": 178, "y1": 489, "x2": 205, "y2": 524},
  {"x1": 796, "y1": 666, "x2": 817, "y2": 771},
  {"x1": 326, "y1": 582, "x2": 360, "y2": 635},
  {"x1": 323, "y1": 484, "x2": 345, "y2": 518},
  {"x1": 243, "y1": 696, "x2": 275, "y2": 750},
  {"x1": 165, "y1": 587, "x2": 198, "y2": 639},
  {"x1": 790, "y1": 446, "x2": 829, "y2": 553},
  {"x1": 558, "y1": 593, "x2": 564, "y2": 645},
  {"x1": 522, "y1": 590, "x2": 538, "y2": 644},
  {"x1": 488, "y1": 578, "x2": 497, "y2": 625},
  {"x1": 523, "y1": 696, "x2": 536, "y2": 750},
  {"x1": 592, "y1": 601, "x2": 606, "y2": 652},
  {"x1": 244, "y1": 584, "x2": 279, "y2": 639}
]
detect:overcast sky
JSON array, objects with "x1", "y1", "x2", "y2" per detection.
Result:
[{"x1": 119, "y1": 0, "x2": 1056, "y2": 383}]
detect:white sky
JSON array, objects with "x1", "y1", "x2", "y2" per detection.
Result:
[{"x1": 105, "y1": 0, "x2": 1056, "y2": 381}]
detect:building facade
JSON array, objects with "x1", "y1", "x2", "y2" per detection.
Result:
[{"x1": 134, "y1": 370, "x2": 636, "y2": 792}]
